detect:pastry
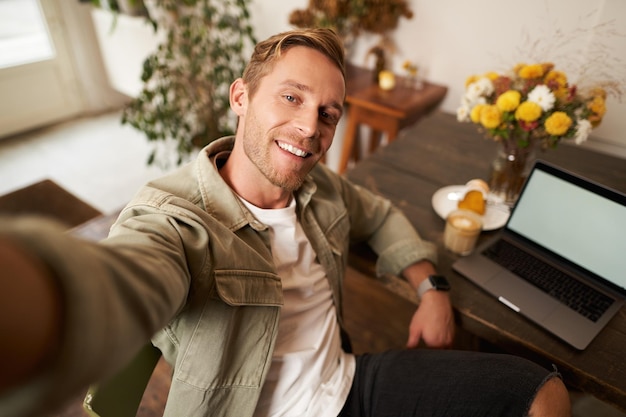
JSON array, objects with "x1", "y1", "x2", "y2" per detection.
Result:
[{"x1": 457, "y1": 179, "x2": 489, "y2": 215}]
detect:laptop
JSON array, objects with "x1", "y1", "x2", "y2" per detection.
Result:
[{"x1": 453, "y1": 160, "x2": 626, "y2": 350}]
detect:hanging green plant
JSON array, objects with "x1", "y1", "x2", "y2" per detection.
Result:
[{"x1": 121, "y1": 0, "x2": 257, "y2": 166}]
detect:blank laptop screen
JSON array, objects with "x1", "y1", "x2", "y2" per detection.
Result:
[{"x1": 507, "y1": 168, "x2": 626, "y2": 291}]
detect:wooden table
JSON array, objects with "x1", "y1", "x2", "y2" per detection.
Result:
[
  {"x1": 0, "y1": 179, "x2": 102, "y2": 228},
  {"x1": 345, "y1": 111, "x2": 626, "y2": 411},
  {"x1": 338, "y1": 64, "x2": 448, "y2": 173}
]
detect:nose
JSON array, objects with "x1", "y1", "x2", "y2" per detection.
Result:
[{"x1": 294, "y1": 108, "x2": 320, "y2": 138}]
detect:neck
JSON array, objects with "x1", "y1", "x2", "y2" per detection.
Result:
[{"x1": 219, "y1": 148, "x2": 293, "y2": 210}]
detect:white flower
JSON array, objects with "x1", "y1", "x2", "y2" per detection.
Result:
[
  {"x1": 456, "y1": 105, "x2": 470, "y2": 122},
  {"x1": 457, "y1": 95, "x2": 488, "y2": 122},
  {"x1": 465, "y1": 77, "x2": 494, "y2": 102},
  {"x1": 527, "y1": 85, "x2": 556, "y2": 112},
  {"x1": 573, "y1": 119, "x2": 592, "y2": 145},
  {"x1": 474, "y1": 96, "x2": 487, "y2": 106}
]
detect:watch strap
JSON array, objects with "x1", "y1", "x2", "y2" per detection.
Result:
[
  {"x1": 417, "y1": 274, "x2": 450, "y2": 299},
  {"x1": 417, "y1": 276, "x2": 435, "y2": 299}
]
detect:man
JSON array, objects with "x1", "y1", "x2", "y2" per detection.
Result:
[{"x1": 1, "y1": 29, "x2": 570, "y2": 416}]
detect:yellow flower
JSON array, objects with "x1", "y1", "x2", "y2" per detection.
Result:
[
  {"x1": 553, "y1": 87, "x2": 570, "y2": 101},
  {"x1": 544, "y1": 111, "x2": 573, "y2": 136},
  {"x1": 518, "y1": 64, "x2": 544, "y2": 79},
  {"x1": 484, "y1": 71, "x2": 499, "y2": 81},
  {"x1": 465, "y1": 75, "x2": 480, "y2": 87},
  {"x1": 589, "y1": 114, "x2": 604, "y2": 127},
  {"x1": 470, "y1": 104, "x2": 485, "y2": 123},
  {"x1": 496, "y1": 90, "x2": 521, "y2": 112},
  {"x1": 588, "y1": 95, "x2": 606, "y2": 127},
  {"x1": 402, "y1": 60, "x2": 417, "y2": 75},
  {"x1": 480, "y1": 105, "x2": 502, "y2": 129},
  {"x1": 541, "y1": 62, "x2": 555, "y2": 74},
  {"x1": 515, "y1": 101, "x2": 542, "y2": 122},
  {"x1": 591, "y1": 87, "x2": 607, "y2": 99},
  {"x1": 544, "y1": 70, "x2": 569, "y2": 101},
  {"x1": 513, "y1": 63, "x2": 525, "y2": 74},
  {"x1": 588, "y1": 95, "x2": 607, "y2": 117},
  {"x1": 545, "y1": 70, "x2": 567, "y2": 87}
]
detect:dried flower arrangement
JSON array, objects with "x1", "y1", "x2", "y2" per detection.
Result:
[{"x1": 288, "y1": 0, "x2": 413, "y2": 40}]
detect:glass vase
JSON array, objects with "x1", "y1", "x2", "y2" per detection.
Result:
[{"x1": 488, "y1": 140, "x2": 537, "y2": 206}]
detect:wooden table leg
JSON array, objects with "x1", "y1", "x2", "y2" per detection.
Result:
[
  {"x1": 369, "y1": 129, "x2": 383, "y2": 153},
  {"x1": 387, "y1": 124, "x2": 399, "y2": 143},
  {"x1": 339, "y1": 108, "x2": 360, "y2": 174}
]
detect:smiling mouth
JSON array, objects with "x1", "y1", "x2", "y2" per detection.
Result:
[{"x1": 277, "y1": 141, "x2": 311, "y2": 158}]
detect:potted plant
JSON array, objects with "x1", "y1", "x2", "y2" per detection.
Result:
[
  {"x1": 121, "y1": 0, "x2": 257, "y2": 166},
  {"x1": 85, "y1": 0, "x2": 148, "y2": 17}
]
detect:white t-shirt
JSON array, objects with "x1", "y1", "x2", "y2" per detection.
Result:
[{"x1": 240, "y1": 197, "x2": 355, "y2": 417}]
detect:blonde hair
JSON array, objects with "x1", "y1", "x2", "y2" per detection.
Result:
[{"x1": 242, "y1": 28, "x2": 346, "y2": 98}]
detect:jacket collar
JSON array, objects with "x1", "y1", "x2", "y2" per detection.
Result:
[{"x1": 195, "y1": 137, "x2": 317, "y2": 232}]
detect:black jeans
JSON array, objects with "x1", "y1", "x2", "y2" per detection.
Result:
[{"x1": 339, "y1": 349, "x2": 558, "y2": 417}]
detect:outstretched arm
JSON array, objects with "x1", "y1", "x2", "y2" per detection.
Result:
[
  {"x1": 0, "y1": 212, "x2": 192, "y2": 417},
  {"x1": 0, "y1": 238, "x2": 63, "y2": 393}
]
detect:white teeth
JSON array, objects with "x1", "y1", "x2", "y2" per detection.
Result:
[{"x1": 278, "y1": 141, "x2": 309, "y2": 158}]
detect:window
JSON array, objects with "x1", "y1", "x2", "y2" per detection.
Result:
[{"x1": 0, "y1": 0, "x2": 54, "y2": 69}]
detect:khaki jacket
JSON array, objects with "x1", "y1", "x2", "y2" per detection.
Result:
[{"x1": 1, "y1": 137, "x2": 436, "y2": 417}]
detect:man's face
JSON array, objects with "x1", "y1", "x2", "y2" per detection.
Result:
[{"x1": 238, "y1": 46, "x2": 345, "y2": 191}]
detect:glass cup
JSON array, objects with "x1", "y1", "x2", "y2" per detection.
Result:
[{"x1": 443, "y1": 209, "x2": 483, "y2": 255}]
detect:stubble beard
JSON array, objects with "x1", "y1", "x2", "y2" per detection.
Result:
[{"x1": 242, "y1": 124, "x2": 309, "y2": 193}]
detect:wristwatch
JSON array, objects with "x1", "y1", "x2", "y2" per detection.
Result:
[{"x1": 417, "y1": 274, "x2": 451, "y2": 299}]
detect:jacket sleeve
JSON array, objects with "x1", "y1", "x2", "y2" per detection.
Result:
[
  {"x1": 0, "y1": 202, "x2": 202, "y2": 416},
  {"x1": 335, "y1": 171, "x2": 438, "y2": 277}
]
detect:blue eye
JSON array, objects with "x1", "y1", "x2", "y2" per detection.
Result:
[
  {"x1": 285, "y1": 95, "x2": 296, "y2": 102},
  {"x1": 320, "y1": 110, "x2": 339, "y2": 124}
]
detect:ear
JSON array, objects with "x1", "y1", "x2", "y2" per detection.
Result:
[{"x1": 229, "y1": 78, "x2": 248, "y2": 117}]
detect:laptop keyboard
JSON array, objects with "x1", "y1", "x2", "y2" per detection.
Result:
[{"x1": 483, "y1": 240, "x2": 614, "y2": 322}]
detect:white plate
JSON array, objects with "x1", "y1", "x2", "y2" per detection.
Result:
[{"x1": 431, "y1": 185, "x2": 510, "y2": 231}]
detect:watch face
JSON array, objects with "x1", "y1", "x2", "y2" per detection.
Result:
[{"x1": 431, "y1": 275, "x2": 451, "y2": 291}]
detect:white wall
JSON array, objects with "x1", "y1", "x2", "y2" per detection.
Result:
[
  {"x1": 90, "y1": 8, "x2": 166, "y2": 97},
  {"x1": 385, "y1": 0, "x2": 626, "y2": 159},
  {"x1": 70, "y1": 0, "x2": 625, "y2": 166},
  {"x1": 59, "y1": 1, "x2": 129, "y2": 112},
  {"x1": 249, "y1": 0, "x2": 626, "y2": 163}
]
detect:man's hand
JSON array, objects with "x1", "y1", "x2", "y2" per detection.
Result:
[
  {"x1": 401, "y1": 261, "x2": 455, "y2": 349},
  {"x1": 406, "y1": 290, "x2": 454, "y2": 348}
]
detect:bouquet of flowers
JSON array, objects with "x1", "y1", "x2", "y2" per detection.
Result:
[
  {"x1": 456, "y1": 62, "x2": 609, "y2": 204},
  {"x1": 456, "y1": 62, "x2": 607, "y2": 149}
]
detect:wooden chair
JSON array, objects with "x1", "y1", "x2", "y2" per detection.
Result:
[
  {"x1": 83, "y1": 344, "x2": 162, "y2": 417},
  {"x1": 81, "y1": 330, "x2": 353, "y2": 416}
]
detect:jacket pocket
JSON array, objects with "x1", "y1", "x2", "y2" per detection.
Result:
[
  {"x1": 214, "y1": 269, "x2": 282, "y2": 306},
  {"x1": 174, "y1": 270, "x2": 282, "y2": 391}
]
